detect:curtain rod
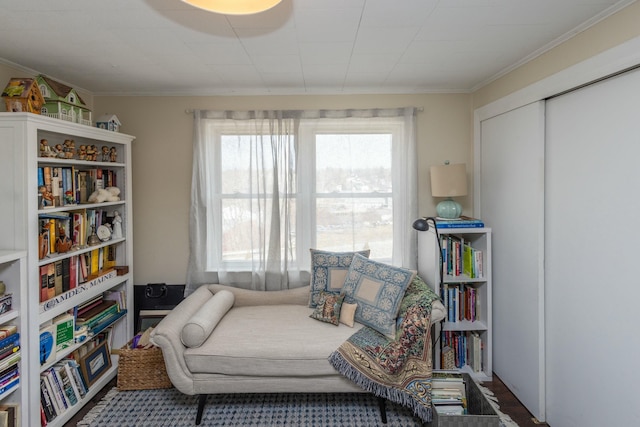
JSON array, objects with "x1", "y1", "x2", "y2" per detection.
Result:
[{"x1": 185, "y1": 107, "x2": 424, "y2": 114}]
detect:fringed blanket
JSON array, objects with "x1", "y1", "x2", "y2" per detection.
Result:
[{"x1": 329, "y1": 276, "x2": 441, "y2": 423}]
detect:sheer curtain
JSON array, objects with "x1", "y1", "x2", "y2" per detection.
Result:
[{"x1": 186, "y1": 108, "x2": 418, "y2": 295}]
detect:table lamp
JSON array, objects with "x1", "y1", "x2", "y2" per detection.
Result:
[{"x1": 430, "y1": 161, "x2": 467, "y2": 219}]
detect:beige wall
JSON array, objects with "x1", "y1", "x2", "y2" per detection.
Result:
[
  {"x1": 93, "y1": 94, "x2": 471, "y2": 285},
  {"x1": 473, "y1": 1, "x2": 640, "y2": 109}
]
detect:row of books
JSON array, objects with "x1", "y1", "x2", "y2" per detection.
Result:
[
  {"x1": 0, "y1": 325, "x2": 20, "y2": 401},
  {"x1": 435, "y1": 216, "x2": 485, "y2": 229},
  {"x1": 442, "y1": 284, "x2": 480, "y2": 323},
  {"x1": 40, "y1": 291, "x2": 127, "y2": 367},
  {"x1": 39, "y1": 250, "x2": 117, "y2": 304},
  {"x1": 38, "y1": 208, "x2": 117, "y2": 259},
  {"x1": 431, "y1": 371, "x2": 467, "y2": 415},
  {"x1": 440, "y1": 235, "x2": 483, "y2": 278},
  {"x1": 75, "y1": 293, "x2": 127, "y2": 336},
  {"x1": 39, "y1": 165, "x2": 117, "y2": 208},
  {"x1": 441, "y1": 331, "x2": 483, "y2": 373},
  {"x1": 40, "y1": 359, "x2": 88, "y2": 424}
]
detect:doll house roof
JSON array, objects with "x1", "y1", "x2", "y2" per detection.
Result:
[{"x1": 36, "y1": 75, "x2": 89, "y2": 109}]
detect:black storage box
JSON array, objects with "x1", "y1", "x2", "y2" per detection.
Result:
[{"x1": 133, "y1": 283, "x2": 185, "y2": 333}]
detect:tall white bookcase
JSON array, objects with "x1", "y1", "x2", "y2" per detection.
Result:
[
  {"x1": 417, "y1": 226, "x2": 492, "y2": 381},
  {"x1": 0, "y1": 112, "x2": 135, "y2": 426}
]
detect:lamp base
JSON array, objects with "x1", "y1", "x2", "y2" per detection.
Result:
[{"x1": 436, "y1": 198, "x2": 462, "y2": 219}]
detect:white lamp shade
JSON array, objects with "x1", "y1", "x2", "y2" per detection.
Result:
[
  {"x1": 430, "y1": 163, "x2": 468, "y2": 197},
  {"x1": 181, "y1": 0, "x2": 281, "y2": 15}
]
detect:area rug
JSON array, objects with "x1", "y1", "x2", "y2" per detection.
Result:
[{"x1": 78, "y1": 386, "x2": 520, "y2": 426}]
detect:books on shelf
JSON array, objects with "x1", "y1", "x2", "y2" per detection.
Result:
[
  {"x1": 435, "y1": 216, "x2": 485, "y2": 229},
  {"x1": 440, "y1": 331, "x2": 483, "y2": 372},
  {"x1": 442, "y1": 284, "x2": 480, "y2": 323},
  {"x1": 440, "y1": 235, "x2": 483, "y2": 279}
]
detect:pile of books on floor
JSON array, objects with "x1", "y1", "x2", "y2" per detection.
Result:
[{"x1": 431, "y1": 371, "x2": 467, "y2": 415}]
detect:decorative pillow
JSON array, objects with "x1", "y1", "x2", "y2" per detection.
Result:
[
  {"x1": 339, "y1": 301, "x2": 358, "y2": 327},
  {"x1": 341, "y1": 253, "x2": 415, "y2": 338},
  {"x1": 309, "y1": 292, "x2": 345, "y2": 326},
  {"x1": 309, "y1": 249, "x2": 370, "y2": 308},
  {"x1": 181, "y1": 290, "x2": 235, "y2": 348}
]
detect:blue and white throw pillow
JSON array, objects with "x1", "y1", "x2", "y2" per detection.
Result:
[
  {"x1": 309, "y1": 249, "x2": 370, "y2": 308},
  {"x1": 341, "y1": 253, "x2": 415, "y2": 338}
]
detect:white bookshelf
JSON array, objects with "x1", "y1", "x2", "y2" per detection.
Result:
[
  {"x1": 0, "y1": 112, "x2": 135, "y2": 427},
  {"x1": 417, "y1": 226, "x2": 492, "y2": 381}
]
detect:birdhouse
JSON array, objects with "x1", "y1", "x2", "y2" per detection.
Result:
[
  {"x1": 95, "y1": 114, "x2": 122, "y2": 132},
  {"x1": 2, "y1": 77, "x2": 45, "y2": 113},
  {"x1": 36, "y1": 75, "x2": 92, "y2": 126}
]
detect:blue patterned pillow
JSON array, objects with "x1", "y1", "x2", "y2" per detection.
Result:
[
  {"x1": 309, "y1": 249, "x2": 370, "y2": 308},
  {"x1": 341, "y1": 253, "x2": 415, "y2": 338}
]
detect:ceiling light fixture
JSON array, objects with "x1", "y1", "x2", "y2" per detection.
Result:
[{"x1": 181, "y1": 0, "x2": 282, "y2": 15}]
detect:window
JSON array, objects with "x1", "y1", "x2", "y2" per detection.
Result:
[{"x1": 188, "y1": 108, "x2": 417, "y2": 292}]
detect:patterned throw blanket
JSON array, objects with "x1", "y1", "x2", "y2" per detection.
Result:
[{"x1": 329, "y1": 276, "x2": 441, "y2": 423}]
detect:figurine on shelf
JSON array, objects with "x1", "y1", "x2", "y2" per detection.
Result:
[
  {"x1": 54, "y1": 143, "x2": 65, "y2": 158},
  {"x1": 38, "y1": 185, "x2": 54, "y2": 207},
  {"x1": 55, "y1": 227, "x2": 72, "y2": 253},
  {"x1": 101, "y1": 146, "x2": 110, "y2": 162},
  {"x1": 86, "y1": 145, "x2": 98, "y2": 161},
  {"x1": 112, "y1": 210, "x2": 123, "y2": 239},
  {"x1": 63, "y1": 139, "x2": 75, "y2": 159},
  {"x1": 109, "y1": 146, "x2": 117, "y2": 162},
  {"x1": 77, "y1": 144, "x2": 87, "y2": 160},
  {"x1": 39, "y1": 138, "x2": 55, "y2": 157}
]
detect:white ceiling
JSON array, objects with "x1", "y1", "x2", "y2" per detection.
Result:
[{"x1": 0, "y1": 0, "x2": 634, "y2": 96}]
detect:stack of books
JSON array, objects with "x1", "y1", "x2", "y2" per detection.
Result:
[
  {"x1": 435, "y1": 216, "x2": 485, "y2": 229},
  {"x1": 0, "y1": 326, "x2": 20, "y2": 398},
  {"x1": 40, "y1": 359, "x2": 88, "y2": 423},
  {"x1": 74, "y1": 295, "x2": 127, "y2": 337},
  {"x1": 431, "y1": 371, "x2": 467, "y2": 415}
]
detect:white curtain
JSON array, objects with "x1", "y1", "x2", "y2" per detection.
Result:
[{"x1": 186, "y1": 108, "x2": 418, "y2": 295}]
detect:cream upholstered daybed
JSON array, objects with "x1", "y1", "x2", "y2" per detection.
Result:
[{"x1": 150, "y1": 254, "x2": 446, "y2": 425}]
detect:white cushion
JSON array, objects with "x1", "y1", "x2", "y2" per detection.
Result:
[
  {"x1": 184, "y1": 305, "x2": 363, "y2": 376},
  {"x1": 181, "y1": 290, "x2": 235, "y2": 348}
]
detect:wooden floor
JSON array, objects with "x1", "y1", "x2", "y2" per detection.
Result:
[
  {"x1": 482, "y1": 375, "x2": 550, "y2": 427},
  {"x1": 64, "y1": 375, "x2": 549, "y2": 426}
]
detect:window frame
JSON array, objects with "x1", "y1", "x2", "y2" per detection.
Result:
[{"x1": 206, "y1": 116, "x2": 406, "y2": 272}]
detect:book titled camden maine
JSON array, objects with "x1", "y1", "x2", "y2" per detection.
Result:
[{"x1": 435, "y1": 216, "x2": 485, "y2": 229}]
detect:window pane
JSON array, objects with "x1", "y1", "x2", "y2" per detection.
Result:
[
  {"x1": 316, "y1": 134, "x2": 391, "y2": 193},
  {"x1": 315, "y1": 134, "x2": 393, "y2": 259},
  {"x1": 221, "y1": 198, "x2": 297, "y2": 262},
  {"x1": 316, "y1": 197, "x2": 392, "y2": 259}
]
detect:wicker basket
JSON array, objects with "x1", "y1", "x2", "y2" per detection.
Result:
[{"x1": 113, "y1": 342, "x2": 172, "y2": 390}]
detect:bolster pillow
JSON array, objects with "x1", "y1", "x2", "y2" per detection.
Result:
[{"x1": 181, "y1": 289, "x2": 235, "y2": 348}]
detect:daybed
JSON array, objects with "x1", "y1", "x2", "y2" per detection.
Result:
[{"x1": 151, "y1": 255, "x2": 446, "y2": 425}]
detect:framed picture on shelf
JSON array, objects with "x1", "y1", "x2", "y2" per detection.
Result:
[{"x1": 79, "y1": 341, "x2": 112, "y2": 387}]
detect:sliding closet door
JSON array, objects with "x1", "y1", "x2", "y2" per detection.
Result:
[
  {"x1": 478, "y1": 101, "x2": 545, "y2": 421},
  {"x1": 545, "y1": 68, "x2": 640, "y2": 427}
]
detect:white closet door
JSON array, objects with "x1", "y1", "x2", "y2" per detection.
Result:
[
  {"x1": 479, "y1": 101, "x2": 546, "y2": 421},
  {"x1": 545, "y1": 68, "x2": 640, "y2": 427}
]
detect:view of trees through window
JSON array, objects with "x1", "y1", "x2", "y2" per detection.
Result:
[
  {"x1": 218, "y1": 132, "x2": 393, "y2": 264},
  {"x1": 315, "y1": 134, "x2": 392, "y2": 259}
]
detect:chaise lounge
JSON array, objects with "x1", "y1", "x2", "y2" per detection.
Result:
[{"x1": 151, "y1": 254, "x2": 446, "y2": 424}]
